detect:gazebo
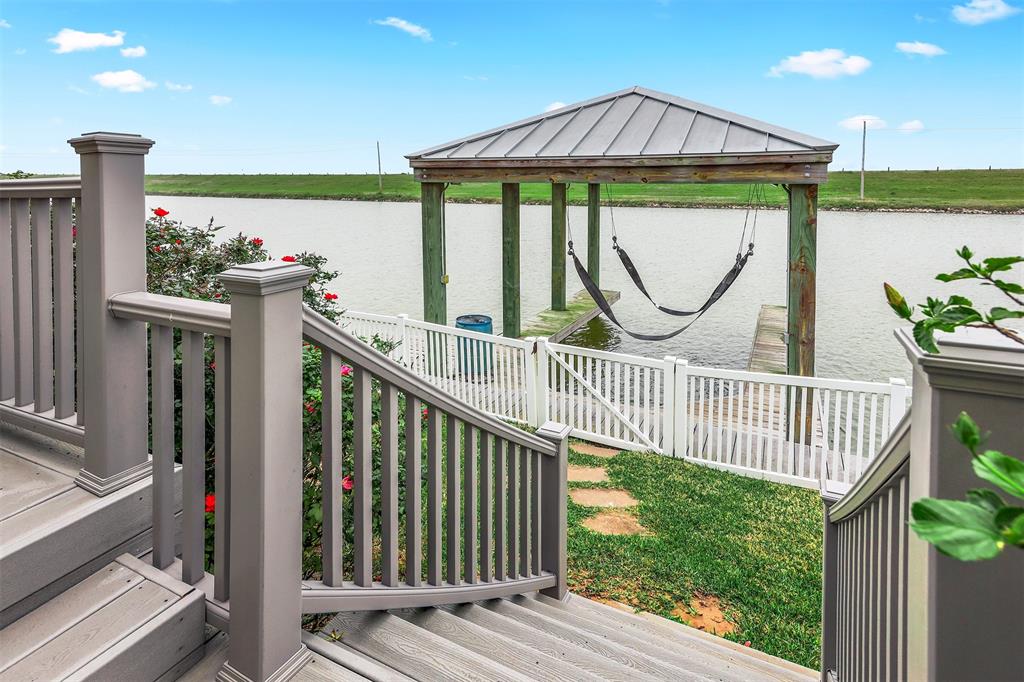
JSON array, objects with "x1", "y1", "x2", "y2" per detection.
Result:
[{"x1": 406, "y1": 86, "x2": 838, "y2": 377}]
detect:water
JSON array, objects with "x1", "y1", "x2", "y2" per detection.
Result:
[{"x1": 148, "y1": 195, "x2": 1023, "y2": 383}]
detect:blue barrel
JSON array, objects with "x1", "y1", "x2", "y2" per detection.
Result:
[{"x1": 456, "y1": 314, "x2": 493, "y2": 376}]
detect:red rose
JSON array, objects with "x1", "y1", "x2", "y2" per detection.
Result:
[
  {"x1": 340, "y1": 365, "x2": 352, "y2": 376},
  {"x1": 152, "y1": 245, "x2": 161, "y2": 253},
  {"x1": 250, "y1": 237, "x2": 263, "y2": 246},
  {"x1": 72, "y1": 226, "x2": 77, "y2": 237},
  {"x1": 341, "y1": 475, "x2": 353, "y2": 491},
  {"x1": 324, "y1": 292, "x2": 338, "y2": 301},
  {"x1": 205, "y1": 494, "x2": 215, "y2": 513},
  {"x1": 153, "y1": 207, "x2": 169, "y2": 217},
  {"x1": 281, "y1": 255, "x2": 297, "y2": 262},
  {"x1": 304, "y1": 402, "x2": 315, "y2": 414}
]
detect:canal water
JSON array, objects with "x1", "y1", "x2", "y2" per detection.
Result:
[{"x1": 148, "y1": 195, "x2": 1023, "y2": 383}]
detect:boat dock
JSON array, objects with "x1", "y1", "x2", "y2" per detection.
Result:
[
  {"x1": 520, "y1": 289, "x2": 620, "y2": 342},
  {"x1": 748, "y1": 304, "x2": 787, "y2": 374}
]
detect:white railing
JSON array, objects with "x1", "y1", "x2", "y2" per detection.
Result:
[{"x1": 339, "y1": 310, "x2": 909, "y2": 489}]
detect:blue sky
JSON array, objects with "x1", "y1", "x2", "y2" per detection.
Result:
[{"x1": 2, "y1": 0, "x2": 1022, "y2": 174}]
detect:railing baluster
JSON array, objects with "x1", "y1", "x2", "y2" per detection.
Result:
[
  {"x1": 495, "y1": 438, "x2": 507, "y2": 580},
  {"x1": 321, "y1": 350, "x2": 343, "y2": 586},
  {"x1": 480, "y1": 432, "x2": 493, "y2": 582},
  {"x1": 30, "y1": 198, "x2": 54, "y2": 413},
  {"x1": 446, "y1": 414, "x2": 462, "y2": 585},
  {"x1": 353, "y1": 366, "x2": 373, "y2": 586},
  {"x1": 74, "y1": 198, "x2": 83, "y2": 426},
  {"x1": 381, "y1": 381, "x2": 400, "y2": 587},
  {"x1": 519, "y1": 443, "x2": 530, "y2": 577},
  {"x1": 0, "y1": 199, "x2": 12, "y2": 401},
  {"x1": 214, "y1": 336, "x2": 231, "y2": 601},
  {"x1": 52, "y1": 198, "x2": 75, "y2": 418},
  {"x1": 463, "y1": 424, "x2": 478, "y2": 584},
  {"x1": 531, "y1": 450, "x2": 541, "y2": 576},
  {"x1": 12, "y1": 198, "x2": 32, "y2": 407},
  {"x1": 427, "y1": 406, "x2": 443, "y2": 586},
  {"x1": 507, "y1": 442, "x2": 519, "y2": 577},
  {"x1": 405, "y1": 395, "x2": 423, "y2": 587},
  {"x1": 151, "y1": 325, "x2": 174, "y2": 570},
  {"x1": 181, "y1": 330, "x2": 206, "y2": 585}
]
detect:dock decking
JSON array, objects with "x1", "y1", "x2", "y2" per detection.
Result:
[
  {"x1": 521, "y1": 289, "x2": 621, "y2": 342},
  {"x1": 747, "y1": 304, "x2": 787, "y2": 374}
]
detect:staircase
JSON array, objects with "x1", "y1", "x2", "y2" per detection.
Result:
[{"x1": 315, "y1": 593, "x2": 815, "y2": 682}]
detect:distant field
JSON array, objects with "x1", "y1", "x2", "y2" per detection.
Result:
[{"x1": 143, "y1": 169, "x2": 1024, "y2": 212}]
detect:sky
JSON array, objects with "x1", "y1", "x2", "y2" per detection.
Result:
[{"x1": 1, "y1": 0, "x2": 1023, "y2": 174}]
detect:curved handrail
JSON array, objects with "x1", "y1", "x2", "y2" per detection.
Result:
[
  {"x1": 303, "y1": 306, "x2": 557, "y2": 456},
  {"x1": 827, "y1": 408, "x2": 912, "y2": 522},
  {"x1": 0, "y1": 176, "x2": 82, "y2": 199}
]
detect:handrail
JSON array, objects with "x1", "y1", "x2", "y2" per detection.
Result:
[
  {"x1": 0, "y1": 176, "x2": 82, "y2": 198},
  {"x1": 303, "y1": 306, "x2": 557, "y2": 456},
  {"x1": 108, "y1": 291, "x2": 232, "y2": 336},
  {"x1": 826, "y1": 408, "x2": 912, "y2": 521}
]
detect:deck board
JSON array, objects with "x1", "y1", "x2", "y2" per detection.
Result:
[
  {"x1": 0, "y1": 450, "x2": 76, "y2": 522},
  {"x1": 747, "y1": 304, "x2": 787, "y2": 374}
]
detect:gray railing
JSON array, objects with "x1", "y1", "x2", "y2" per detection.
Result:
[{"x1": 820, "y1": 328, "x2": 1024, "y2": 682}]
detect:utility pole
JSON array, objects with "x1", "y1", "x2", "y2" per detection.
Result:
[
  {"x1": 376, "y1": 141, "x2": 383, "y2": 194},
  {"x1": 859, "y1": 120, "x2": 866, "y2": 200}
]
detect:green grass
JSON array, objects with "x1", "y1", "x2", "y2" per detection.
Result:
[
  {"x1": 566, "y1": 445, "x2": 823, "y2": 669},
  {"x1": 144, "y1": 169, "x2": 1024, "y2": 212}
]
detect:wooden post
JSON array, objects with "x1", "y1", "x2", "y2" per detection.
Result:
[
  {"x1": 420, "y1": 182, "x2": 446, "y2": 325},
  {"x1": 68, "y1": 132, "x2": 155, "y2": 496},
  {"x1": 502, "y1": 183, "x2": 520, "y2": 338},
  {"x1": 218, "y1": 261, "x2": 314, "y2": 682},
  {"x1": 551, "y1": 183, "x2": 567, "y2": 311},
  {"x1": 786, "y1": 184, "x2": 817, "y2": 378},
  {"x1": 536, "y1": 421, "x2": 570, "y2": 600},
  {"x1": 587, "y1": 183, "x2": 600, "y2": 287}
]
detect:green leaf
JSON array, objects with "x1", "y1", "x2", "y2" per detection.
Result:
[
  {"x1": 982, "y1": 256, "x2": 1024, "y2": 272},
  {"x1": 950, "y1": 412, "x2": 984, "y2": 452},
  {"x1": 992, "y1": 280, "x2": 1024, "y2": 295},
  {"x1": 966, "y1": 489, "x2": 1004, "y2": 514},
  {"x1": 957, "y1": 245, "x2": 974, "y2": 261},
  {"x1": 946, "y1": 294, "x2": 974, "y2": 307},
  {"x1": 989, "y1": 307, "x2": 1024, "y2": 321},
  {"x1": 883, "y1": 283, "x2": 913, "y2": 319},
  {"x1": 973, "y1": 450, "x2": 1024, "y2": 499},
  {"x1": 912, "y1": 321, "x2": 940, "y2": 354},
  {"x1": 910, "y1": 498, "x2": 1003, "y2": 561},
  {"x1": 1005, "y1": 513, "x2": 1024, "y2": 546},
  {"x1": 933, "y1": 305, "x2": 983, "y2": 327},
  {"x1": 936, "y1": 268, "x2": 978, "y2": 283},
  {"x1": 994, "y1": 506, "x2": 1024, "y2": 531}
]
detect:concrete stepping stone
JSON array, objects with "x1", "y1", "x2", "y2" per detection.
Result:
[
  {"x1": 569, "y1": 488, "x2": 638, "y2": 508},
  {"x1": 570, "y1": 442, "x2": 621, "y2": 458},
  {"x1": 582, "y1": 510, "x2": 648, "y2": 536},
  {"x1": 568, "y1": 465, "x2": 609, "y2": 483}
]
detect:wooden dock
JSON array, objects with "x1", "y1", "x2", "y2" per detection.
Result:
[
  {"x1": 747, "y1": 304, "x2": 787, "y2": 374},
  {"x1": 520, "y1": 289, "x2": 620, "y2": 342}
]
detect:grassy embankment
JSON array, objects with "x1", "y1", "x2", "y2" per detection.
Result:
[{"x1": 145, "y1": 169, "x2": 1024, "y2": 212}]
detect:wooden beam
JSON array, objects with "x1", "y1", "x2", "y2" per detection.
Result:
[
  {"x1": 787, "y1": 184, "x2": 817, "y2": 377},
  {"x1": 410, "y1": 151, "x2": 834, "y2": 169},
  {"x1": 413, "y1": 161, "x2": 828, "y2": 185},
  {"x1": 502, "y1": 183, "x2": 521, "y2": 338},
  {"x1": 420, "y1": 183, "x2": 446, "y2": 325},
  {"x1": 550, "y1": 183, "x2": 566, "y2": 311},
  {"x1": 587, "y1": 184, "x2": 600, "y2": 287}
]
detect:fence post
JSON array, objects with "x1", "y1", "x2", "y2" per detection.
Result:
[
  {"x1": 535, "y1": 338, "x2": 550, "y2": 427},
  {"x1": 887, "y1": 377, "x2": 908, "y2": 431},
  {"x1": 524, "y1": 337, "x2": 538, "y2": 427},
  {"x1": 536, "y1": 420, "x2": 570, "y2": 600},
  {"x1": 675, "y1": 359, "x2": 689, "y2": 458},
  {"x1": 661, "y1": 356, "x2": 676, "y2": 457},
  {"x1": 69, "y1": 132, "x2": 155, "y2": 496},
  {"x1": 396, "y1": 313, "x2": 408, "y2": 363},
  {"x1": 217, "y1": 261, "x2": 314, "y2": 682},
  {"x1": 819, "y1": 495, "x2": 839, "y2": 682}
]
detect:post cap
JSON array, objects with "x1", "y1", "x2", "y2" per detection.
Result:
[
  {"x1": 218, "y1": 261, "x2": 315, "y2": 296},
  {"x1": 68, "y1": 132, "x2": 155, "y2": 155}
]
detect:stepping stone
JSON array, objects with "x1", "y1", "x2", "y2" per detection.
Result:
[
  {"x1": 568, "y1": 465, "x2": 608, "y2": 483},
  {"x1": 582, "y1": 510, "x2": 648, "y2": 536},
  {"x1": 569, "y1": 488, "x2": 638, "y2": 508},
  {"x1": 570, "y1": 442, "x2": 621, "y2": 458}
]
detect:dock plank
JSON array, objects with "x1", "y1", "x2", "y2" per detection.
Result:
[
  {"x1": 521, "y1": 289, "x2": 620, "y2": 342},
  {"x1": 747, "y1": 304, "x2": 787, "y2": 374}
]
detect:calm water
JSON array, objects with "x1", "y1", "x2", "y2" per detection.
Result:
[{"x1": 149, "y1": 195, "x2": 1023, "y2": 383}]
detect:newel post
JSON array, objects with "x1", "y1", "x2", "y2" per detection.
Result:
[
  {"x1": 217, "y1": 261, "x2": 314, "y2": 682},
  {"x1": 69, "y1": 132, "x2": 155, "y2": 495},
  {"x1": 537, "y1": 421, "x2": 570, "y2": 600}
]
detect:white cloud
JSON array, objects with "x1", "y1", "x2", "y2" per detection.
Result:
[
  {"x1": 544, "y1": 101, "x2": 567, "y2": 112},
  {"x1": 373, "y1": 17, "x2": 432, "y2": 42},
  {"x1": 165, "y1": 81, "x2": 193, "y2": 92},
  {"x1": 898, "y1": 120, "x2": 925, "y2": 133},
  {"x1": 914, "y1": 13, "x2": 936, "y2": 22},
  {"x1": 839, "y1": 115, "x2": 887, "y2": 131},
  {"x1": 49, "y1": 28, "x2": 125, "y2": 54},
  {"x1": 91, "y1": 69, "x2": 155, "y2": 93},
  {"x1": 14, "y1": 48, "x2": 26, "y2": 56},
  {"x1": 120, "y1": 45, "x2": 146, "y2": 58},
  {"x1": 896, "y1": 41, "x2": 947, "y2": 56},
  {"x1": 209, "y1": 95, "x2": 232, "y2": 106},
  {"x1": 68, "y1": 84, "x2": 89, "y2": 94},
  {"x1": 0, "y1": 19, "x2": 11, "y2": 29},
  {"x1": 952, "y1": 0, "x2": 1021, "y2": 24},
  {"x1": 768, "y1": 48, "x2": 871, "y2": 78}
]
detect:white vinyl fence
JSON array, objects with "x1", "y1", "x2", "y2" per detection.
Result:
[{"x1": 339, "y1": 311, "x2": 908, "y2": 490}]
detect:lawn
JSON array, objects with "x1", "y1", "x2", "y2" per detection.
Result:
[
  {"x1": 144, "y1": 169, "x2": 1024, "y2": 212},
  {"x1": 565, "y1": 444, "x2": 824, "y2": 670}
]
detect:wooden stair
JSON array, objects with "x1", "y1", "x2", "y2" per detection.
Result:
[{"x1": 317, "y1": 592, "x2": 817, "y2": 682}]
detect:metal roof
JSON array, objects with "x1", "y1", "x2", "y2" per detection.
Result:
[{"x1": 407, "y1": 86, "x2": 838, "y2": 162}]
